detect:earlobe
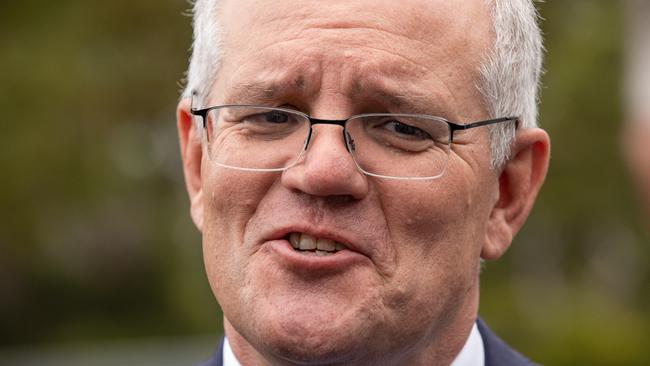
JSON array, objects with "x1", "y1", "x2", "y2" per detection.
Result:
[
  {"x1": 190, "y1": 190, "x2": 204, "y2": 232},
  {"x1": 177, "y1": 98, "x2": 205, "y2": 231},
  {"x1": 482, "y1": 128, "x2": 550, "y2": 260}
]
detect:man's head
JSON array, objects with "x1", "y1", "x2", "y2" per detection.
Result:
[{"x1": 177, "y1": 1, "x2": 550, "y2": 365}]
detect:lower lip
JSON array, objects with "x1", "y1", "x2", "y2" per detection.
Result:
[{"x1": 265, "y1": 239, "x2": 369, "y2": 273}]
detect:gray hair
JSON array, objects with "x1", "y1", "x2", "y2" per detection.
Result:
[
  {"x1": 182, "y1": 0, "x2": 544, "y2": 168},
  {"x1": 182, "y1": 0, "x2": 223, "y2": 103},
  {"x1": 480, "y1": 0, "x2": 544, "y2": 167}
]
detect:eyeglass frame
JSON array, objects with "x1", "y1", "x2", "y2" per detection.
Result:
[{"x1": 189, "y1": 101, "x2": 519, "y2": 180}]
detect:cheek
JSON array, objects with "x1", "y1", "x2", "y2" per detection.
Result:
[
  {"x1": 375, "y1": 172, "x2": 490, "y2": 281},
  {"x1": 377, "y1": 178, "x2": 473, "y2": 250},
  {"x1": 201, "y1": 168, "x2": 277, "y2": 295},
  {"x1": 203, "y1": 168, "x2": 275, "y2": 234},
  {"x1": 372, "y1": 178, "x2": 487, "y2": 328}
]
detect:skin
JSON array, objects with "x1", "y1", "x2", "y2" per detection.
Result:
[{"x1": 177, "y1": 0, "x2": 551, "y2": 365}]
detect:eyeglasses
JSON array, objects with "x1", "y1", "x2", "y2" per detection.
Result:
[{"x1": 190, "y1": 103, "x2": 517, "y2": 180}]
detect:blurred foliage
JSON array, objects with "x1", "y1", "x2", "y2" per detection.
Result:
[
  {"x1": 0, "y1": 0, "x2": 220, "y2": 346},
  {"x1": 0, "y1": 0, "x2": 648, "y2": 365},
  {"x1": 481, "y1": 1, "x2": 650, "y2": 365}
]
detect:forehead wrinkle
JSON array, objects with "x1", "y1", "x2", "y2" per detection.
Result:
[
  {"x1": 219, "y1": 12, "x2": 483, "y2": 119},
  {"x1": 222, "y1": 66, "x2": 317, "y2": 105},
  {"x1": 354, "y1": 76, "x2": 453, "y2": 119},
  {"x1": 336, "y1": 41, "x2": 461, "y2": 117},
  {"x1": 295, "y1": 27, "x2": 482, "y2": 118},
  {"x1": 221, "y1": 82, "x2": 273, "y2": 105},
  {"x1": 214, "y1": 29, "x2": 325, "y2": 104},
  {"x1": 219, "y1": 0, "x2": 492, "y2": 112}
]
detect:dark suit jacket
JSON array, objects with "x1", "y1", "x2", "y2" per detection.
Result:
[{"x1": 199, "y1": 319, "x2": 534, "y2": 366}]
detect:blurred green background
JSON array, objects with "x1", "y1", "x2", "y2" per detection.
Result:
[{"x1": 0, "y1": 0, "x2": 648, "y2": 365}]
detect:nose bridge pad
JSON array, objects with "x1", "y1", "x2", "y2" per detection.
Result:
[
  {"x1": 303, "y1": 125, "x2": 354, "y2": 153},
  {"x1": 303, "y1": 127, "x2": 314, "y2": 151},
  {"x1": 343, "y1": 130, "x2": 354, "y2": 153}
]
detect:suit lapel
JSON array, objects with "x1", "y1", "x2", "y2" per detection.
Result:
[
  {"x1": 198, "y1": 337, "x2": 224, "y2": 366},
  {"x1": 477, "y1": 318, "x2": 535, "y2": 366}
]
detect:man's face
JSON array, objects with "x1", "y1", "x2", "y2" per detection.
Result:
[{"x1": 196, "y1": 0, "x2": 499, "y2": 363}]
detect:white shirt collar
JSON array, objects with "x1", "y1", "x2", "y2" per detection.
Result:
[
  {"x1": 223, "y1": 322, "x2": 484, "y2": 366},
  {"x1": 222, "y1": 337, "x2": 241, "y2": 366},
  {"x1": 450, "y1": 323, "x2": 485, "y2": 366}
]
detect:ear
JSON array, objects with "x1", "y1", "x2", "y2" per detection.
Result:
[
  {"x1": 177, "y1": 98, "x2": 205, "y2": 231},
  {"x1": 482, "y1": 128, "x2": 550, "y2": 260}
]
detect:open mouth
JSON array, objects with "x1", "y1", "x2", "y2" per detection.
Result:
[{"x1": 287, "y1": 232, "x2": 346, "y2": 256}]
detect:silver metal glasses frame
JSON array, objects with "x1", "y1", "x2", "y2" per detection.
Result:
[{"x1": 190, "y1": 103, "x2": 518, "y2": 180}]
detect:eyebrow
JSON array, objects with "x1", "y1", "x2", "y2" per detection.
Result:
[
  {"x1": 377, "y1": 91, "x2": 448, "y2": 118},
  {"x1": 357, "y1": 79, "x2": 453, "y2": 120},
  {"x1": 223, "y1": 76, "x2": 309, "y2": 106},
  {"x1": 224, "y1": 82, "x2": 280, "y2": 105}
]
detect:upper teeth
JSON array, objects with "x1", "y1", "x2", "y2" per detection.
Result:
[{"x1": 289, "y1": 233, "x2": 345, "y2": 252}]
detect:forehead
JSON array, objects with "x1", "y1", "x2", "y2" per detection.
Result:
[
  {"x1": 212, "y1": 0, "x2": 492, "y2": 118},
  {"x1": 218, "y1": 0, "x2": 491, "y2": 43}
]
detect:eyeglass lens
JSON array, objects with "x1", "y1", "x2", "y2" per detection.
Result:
[{"x1": 203, "y1": 106, "x2": 452, "y2": 179}]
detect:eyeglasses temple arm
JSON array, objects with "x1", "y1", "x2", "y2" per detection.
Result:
[
  {"x1": 448, "y1": 117, "x2": 518, "y2": 141},
  {"x1": 452, "y1": 117, "x2": 519, "y2": 130}
]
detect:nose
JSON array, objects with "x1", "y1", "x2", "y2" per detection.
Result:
[{"x1": 281, "y1": 125, "x2": 369, "y2": 200}]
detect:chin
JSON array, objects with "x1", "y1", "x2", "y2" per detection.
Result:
[
  {"x1": 261, "y1": 323, "x2": 370, "y2": 365},
  {"x1": 243, "y1": 294, "x2": 382, "y2": 365}
]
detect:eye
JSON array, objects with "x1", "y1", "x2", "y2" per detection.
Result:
[
  {"x1": 238, "y1": 109, "x2": 297, "y2": 125},
  {"x1": 263, "y1": 110, "x2": 290, "y2": 123},
  {"x1": 381, "y1": 120, "x2": 431, "y2": 140},
  {"x1": 216, "y1": 107, "x2": 305, "y2": 133}
]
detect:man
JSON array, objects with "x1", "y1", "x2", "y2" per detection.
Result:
[
  {"x1": 177, "y1": 0, "x2": 550, "y2": 365},
  {"x1": 623, "y1": 0, "x2": 650, "y2": 229}
]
